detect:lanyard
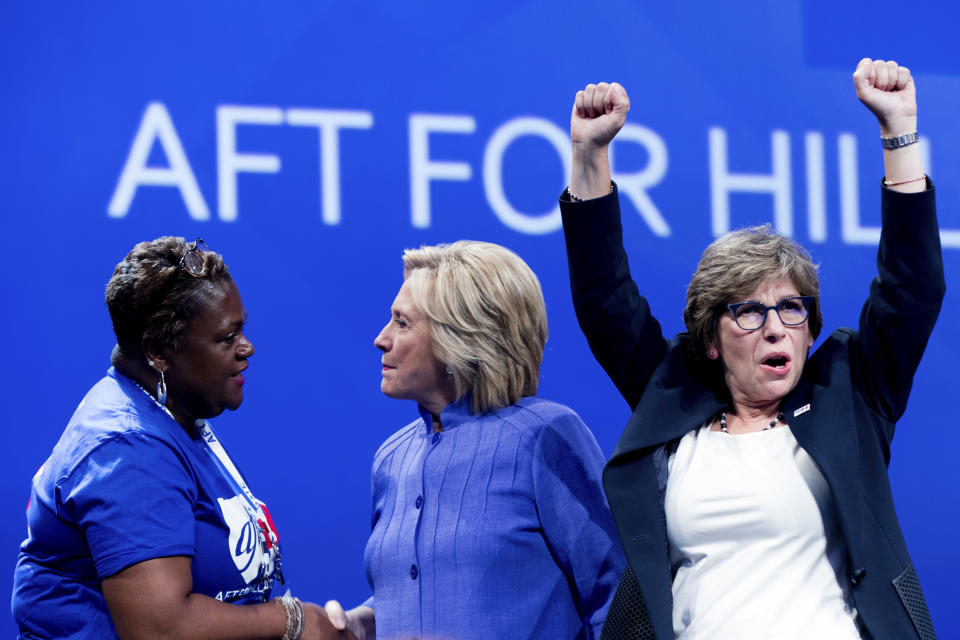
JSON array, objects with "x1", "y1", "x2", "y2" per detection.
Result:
[
  {"x1": 196, "y1": 420, "x2": 281, "y2": 552},
  {"x1": 195, "y1": 420, "x2": 283, "y2": 599},
  {"x1": 130, "y1": 379, "x2": 282, "y2": 594},
  {"x1": 197, "y1": 422, "x2": 265, "y2": 523}
]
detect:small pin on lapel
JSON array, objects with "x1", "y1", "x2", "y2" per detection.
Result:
[{"x1": 794, "y1": 404, "x2": 811, "y2": 417}]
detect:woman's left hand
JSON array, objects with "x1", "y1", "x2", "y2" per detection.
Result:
[{"x1": 853, "y1": 58, "x2": 917, "y2": 137}]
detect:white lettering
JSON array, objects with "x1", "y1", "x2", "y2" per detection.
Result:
[
  {"x1": 837, "y1": 133, "x2": 878, "y2": 244},
  {"x1": 409, "y1": 114, "x2": 476, "y2": 228},
  {"x1": 709, "y1": 127, "x2": 792, "y2": 236},
  {"x1": 840, "y1": 133, "x2": 959, "y2": 247},
  {"x1": 285, "y1": 109, "x2": 374, "y2": 225},
  {"x1": 216, "y1": 106, "x2": 284, "y2": 222},
  {"x1": 106, "y1": 103, "x2": 960, "y2": 250},
  {"x1": 610, "y1": 124, "x2": 670, "y2": 237},
  {"x1": 920, "y1": 136, "x2": 931, "y2": 176},
  {"x1": 919, "y1": 137, "x2": 960, "y2": 248},
  {"x1": 217, "y1": 496, "x2": 262, "y2": 584},
  {"x1": 107, "y1": 102, "x2": 210, "y2": 220},
  {"x1": 804, "y1": 132, "x2": 827, "y2": 242},
  {"x1": 482, "y1": 117, "x2": 569, "y2": 235}
]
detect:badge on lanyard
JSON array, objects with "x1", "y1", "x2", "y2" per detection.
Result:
[{"x1": 200, "y1": 421, "x2": 284, "y2": 596}]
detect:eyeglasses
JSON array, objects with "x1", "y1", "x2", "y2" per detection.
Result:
[
  {"x1": 727, "y1": 296, "x2": 815, "y2": 331},
  {"x1": 179, "y1": 238, "x2": 212, "y2": 277}
]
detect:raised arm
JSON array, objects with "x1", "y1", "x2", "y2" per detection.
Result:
[
  {"x1": 569, "y1": 82, "x2": 630, "y2": 199},
  {"x1": 561, "y1": 83, "x2": 669, "y2": 408},
  {"x1": 849, "y1": 59, "x2": 944, "y2": 425},
  {"x1": 853, "y1": 58, "x2": 925, "y2": 193}
]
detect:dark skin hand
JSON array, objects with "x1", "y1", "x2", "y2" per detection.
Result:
[{"x1": 102, "y1": 556, "x2": 356, "y2": 640}]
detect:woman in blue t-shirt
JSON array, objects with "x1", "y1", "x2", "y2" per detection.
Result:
[{"x1": 13, "y1": 238, "x2": 349, "y2": 640}]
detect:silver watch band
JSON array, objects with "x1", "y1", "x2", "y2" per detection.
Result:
[{"x1": 880, "y1": 131, "x2": 919, "y2": 149}]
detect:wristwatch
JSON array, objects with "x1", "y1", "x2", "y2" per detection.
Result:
[{"x1": 880, "y1": 131, "x2": 919, "y2": 149}]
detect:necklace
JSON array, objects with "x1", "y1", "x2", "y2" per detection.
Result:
[
  {"x1": 719, "y1": 411, "x2": 783, "y2": 433},
  {"x1": 133, "y1": 380, "x2": 178, "y2": 422}
]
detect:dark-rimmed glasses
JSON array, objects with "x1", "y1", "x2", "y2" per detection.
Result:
[
  {"x1": 727, "y1": 296, "x2": 815, "y2": 331},
  {"x1": 179, "y1": 238, "x2": 212, "y2": 277}
]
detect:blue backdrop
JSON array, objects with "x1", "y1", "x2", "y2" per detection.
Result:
[{"x1": 3, "y1": 2, "x2": 958, "y2": 636}]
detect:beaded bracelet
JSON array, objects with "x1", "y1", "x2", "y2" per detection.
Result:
[{"x1": 566, "y1": 182, "x2": 614, "y2": 202}]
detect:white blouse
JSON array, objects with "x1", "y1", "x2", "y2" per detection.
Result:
[{"x1": 665, "y1": 423, "x2": 861, "y2": 639}]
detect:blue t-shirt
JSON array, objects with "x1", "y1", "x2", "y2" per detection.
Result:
[
  {"x1": 12, "y1": 368, "x2": 278, "y2": 639},
  {"x1": 364, "y1": 395, "x2": 624, "y2": 639}
]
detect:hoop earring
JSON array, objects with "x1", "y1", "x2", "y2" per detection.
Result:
[{"x1": 157, "y1": 370, "x2": 168, "y2": 406}]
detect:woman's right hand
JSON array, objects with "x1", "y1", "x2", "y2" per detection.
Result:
[
  {"x1": 571, "y1": 82, "x2": 630, "y2": 150},
  {"x1": 852, "y1": 58, "x2": 916, "y2": 138},
  {"x1": 853, "y1": 58, "x2": 925, "y2": 193},
  {"x1": 323, "y1": 600, "x2": 375, "y2": 640},
  {"x1": 302, "y1": 601, "x2": 358, "y2": 640},
  {"x1": 569, "y1": 82, "x2": 629, "y2": 200}
]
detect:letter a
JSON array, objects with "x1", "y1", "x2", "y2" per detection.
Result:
[{"x1": 107, "y1": 102, "x2": 210, "y2": 219}]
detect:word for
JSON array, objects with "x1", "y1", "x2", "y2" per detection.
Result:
[{"x1": 107, "y1": 102, "x2": 958, "y2": 247}]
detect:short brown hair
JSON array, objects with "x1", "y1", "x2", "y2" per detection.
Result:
[{"x1": 684, "y1": 225, "x2": 822, "y2": 359}]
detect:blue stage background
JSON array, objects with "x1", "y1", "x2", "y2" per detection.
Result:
[{"x1": 3, "y1": 2, "x2": 958, "y2": 636}]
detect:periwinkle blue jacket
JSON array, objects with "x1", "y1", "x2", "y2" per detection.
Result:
[{"x1": 363, "y1": 395, "x2": 625, "y2": 639}]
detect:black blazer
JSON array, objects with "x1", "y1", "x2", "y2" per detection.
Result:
[{"x1": 559, "y1": 182, "x2": 944, "y2": 640}]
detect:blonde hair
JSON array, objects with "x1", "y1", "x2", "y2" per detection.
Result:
[
  {"x1": 402, "y1": 241, "x2": 548, "y2": 414},
  {"x1": 684, "y1": 224, "x2": 822, "y2": 362}
]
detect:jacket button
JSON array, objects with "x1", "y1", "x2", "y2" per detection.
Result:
[
  {"x1": 410, "y1": 564, "x2": 419, "y2": 580},
  {"x1": 415, "y1": 495, "x2": 423, "y2": 509},
  {"x1": 850, "y1": 568, "x2": 867, "y2": 586}
]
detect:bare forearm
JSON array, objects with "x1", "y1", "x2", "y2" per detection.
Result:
[
  {"x1": 103, "y1": 556, "x2": 348, "y2": 640},
  {"x1": 570, "y1": 144, "x2": 612, "y2": 200},
  {"x1": 854, "y1": 58, "x2": 925, "y2": 194},
  {"x1": 882, "y1": 144, "x2": 924, "y2": 193},
  {"x1": 112, "y1": 594, "x2": 285, "y2": 640}
]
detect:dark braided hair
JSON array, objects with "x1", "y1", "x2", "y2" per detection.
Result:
[{"x1": 105, "y1": 237, "x2": 232, "y2": 360}]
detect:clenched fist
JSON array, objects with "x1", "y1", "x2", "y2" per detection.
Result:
[
  {"x1": 571, "y1": 82, "x2": 630, "y2": 149},
  {"x1": 853, "y1": 58, "x2": 917, "y2": 137}
]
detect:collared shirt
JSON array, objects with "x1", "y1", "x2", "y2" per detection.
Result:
[{"x1": 363, "y1": 395, "x2": 624, "y2": 640}]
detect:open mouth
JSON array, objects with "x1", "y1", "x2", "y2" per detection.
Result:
[{"x1": 763, "y1": 356, "x2": 788, "y2": 369}]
